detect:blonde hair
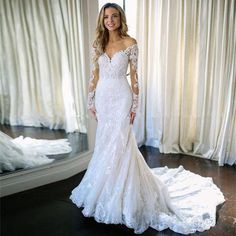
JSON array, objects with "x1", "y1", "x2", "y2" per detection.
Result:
[{"x1": 92, "y1": 3, "x2": 130, "y2": 67}]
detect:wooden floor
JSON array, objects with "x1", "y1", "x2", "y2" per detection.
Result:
[{"x1": 1, "y1": 145, "x2": 235, "y2": 236}]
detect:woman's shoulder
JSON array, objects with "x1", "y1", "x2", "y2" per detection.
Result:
[{"x1": 123, "y1": 36, "x2": 137, "y2": 47}]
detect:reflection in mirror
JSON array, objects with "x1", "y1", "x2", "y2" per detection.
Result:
[
  {"x1": 0, "y1": 1, "x2": 89, "y2": 175},
  {"x1": 0, "y1": 124, "x2": 88, "y2": 176}
]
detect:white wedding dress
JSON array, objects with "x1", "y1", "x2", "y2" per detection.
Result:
[{"x1": 69, "y1": 44, "x2": 225, "y2": 234}]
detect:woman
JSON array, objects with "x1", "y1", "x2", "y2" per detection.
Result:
[{"x1": 69, "y1": 3, "x2": 225, "y2": 234}]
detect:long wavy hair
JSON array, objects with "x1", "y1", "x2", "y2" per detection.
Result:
[{"x1": 92, "y1": 3, "x2": 130, "y2": 68}]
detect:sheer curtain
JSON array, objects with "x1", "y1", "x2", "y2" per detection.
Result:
[
  {"x1": 134, "y1": 0, "x2": 236, "y2": 165},
  {"x1": 0, "y1": 0, "x2": 89, "y2": 133}
]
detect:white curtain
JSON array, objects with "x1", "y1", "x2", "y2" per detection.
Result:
[
  {"x1": 134, "y1": 0, "x2": 236, "y2": 166},
  {"x1": 0, "y1": 0, "x2": 89, "y2": 133}
]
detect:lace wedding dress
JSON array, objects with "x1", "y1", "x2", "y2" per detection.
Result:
[{"x1": 69, "y1": 44, "x2": 225, "y2": 234}]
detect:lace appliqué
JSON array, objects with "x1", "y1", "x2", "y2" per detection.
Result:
[
  {"x1": 87, "y1": 89, "x2": 95, "y2": 110},
  {"x1": 87, "y1": 47, "x2": 98, "y2": 110},
  {"x1": 129, "y1": 44, "x2": 139, "y2": 113}
]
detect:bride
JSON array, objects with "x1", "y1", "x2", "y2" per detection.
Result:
[{"x1": 69, "y1": 3, "x2": 225, "y2": 234}]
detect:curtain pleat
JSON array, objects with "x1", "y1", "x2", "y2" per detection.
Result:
[
  {"x1": 0, "y1": 0, "x2": 89, "y2": 133},
  {"x1": 135, "y1": 0, "x2": 236, "y2": 165}
]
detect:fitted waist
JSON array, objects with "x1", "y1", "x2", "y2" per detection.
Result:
[
  {"x1": 97, "y1": 76, "x2": 131, "y2": 92},
  {"x1": 99, "y1": 74, "x2": 127, "y2": 80}
]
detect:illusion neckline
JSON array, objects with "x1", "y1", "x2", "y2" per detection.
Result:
[{"x1": 104, "y1": 43, "x2": 137, "y2": 61}]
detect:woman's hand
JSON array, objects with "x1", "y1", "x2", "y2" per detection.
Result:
[
  {"x1": 130, "y1": 112, "x2": 136, "y2": 124},
  {"x1": 89, "y1": 106, "x2": 97, "y2": 121}
]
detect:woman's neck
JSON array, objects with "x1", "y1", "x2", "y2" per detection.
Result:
[{"x1": 108, "y1": 30, "x2": 122, "y2": 43}]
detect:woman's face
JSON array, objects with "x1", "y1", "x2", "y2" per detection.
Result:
[{"x1": 103, "y1": 7, "x2": 121, "y2": 31}]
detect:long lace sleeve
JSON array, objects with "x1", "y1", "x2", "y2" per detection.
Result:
[
  {"x1": 129, "y1": 44, "x2": 139, "y2": 113},
  {"x1": 87, "y1": 46, "x2": 99, "y2": 110}
]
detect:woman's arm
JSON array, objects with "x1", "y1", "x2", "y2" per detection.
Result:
[
  {"x1": 87, "y1": 47, "x2": 99, "y2": 120},
  {"x1": 129, "y1": 43, "x2": 139, "y2": 123}
]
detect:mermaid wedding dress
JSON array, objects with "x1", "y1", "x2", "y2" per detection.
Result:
[{"x1": 69, "y1": 44, "x2": 225, "y2": 234}]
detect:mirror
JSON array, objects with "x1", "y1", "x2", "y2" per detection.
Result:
[
  {"x1": 0, "y1": 0, "x2": 95, "y2": 176},
  {"x1": 0, "y1": 123, "x2": 89, "y2": 175}
]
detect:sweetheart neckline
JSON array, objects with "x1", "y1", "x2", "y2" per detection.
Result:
[{"x1": 104, "y1": 43, "x2": 137, "y2": 61}]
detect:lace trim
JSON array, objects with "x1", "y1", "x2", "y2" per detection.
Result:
[
  {"x1": 129, "y1": 45, "x2": 139, "y2": 113},
  {"x1": 131, "y1": 93, "x2": 138, "y2": 113},
  {"x1": 87, "y1": 90, "x2": 95, "y2": 110},
  {"x1": 69, "y1": 165, "x2": 225, "y2": 235},
  {"x1": 87, "y1": 47, "x2": 97, "y2": 110},
  {"x1": 129, "y1": 45, "x2": 138, "y2": 71}
]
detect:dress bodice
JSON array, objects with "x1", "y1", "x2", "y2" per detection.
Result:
[
  {"x1": 87, "y1": 43, "x2": 139, "y2": 113},
  {"x1": 98, "y1": 44, "x2": 138, "y2": 79}
]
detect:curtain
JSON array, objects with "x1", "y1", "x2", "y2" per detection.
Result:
[
  {"x1": 134, "y1": 0, "x2": 236, "y2": 166},
  {"x1": 0, "y1": 0, "x2": 89, "y2": 133}
]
